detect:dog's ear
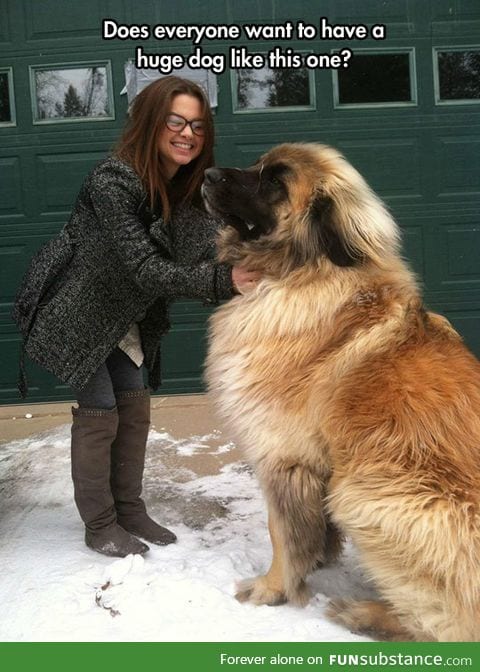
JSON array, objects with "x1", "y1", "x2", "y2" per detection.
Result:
[{"x1": 309, "y1": 194, "x2": 362, "y2": 267}]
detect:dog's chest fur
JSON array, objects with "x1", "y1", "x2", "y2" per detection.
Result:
[{"x1": 205, "y1": 280, "x2": 344, "y2": 465}]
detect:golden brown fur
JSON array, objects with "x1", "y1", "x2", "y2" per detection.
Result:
[{"x1": 203, "y1": 143, "x2": 480, "y2": 642}]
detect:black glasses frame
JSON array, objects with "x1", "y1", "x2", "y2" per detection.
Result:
[{"x1": 165, "y1": 113, "x2": 205, "y2": 136}]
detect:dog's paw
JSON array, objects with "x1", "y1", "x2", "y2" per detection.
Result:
[
  {"x1": 325, "y1": 598, "x2": 355, "y2": 627},
  {"x1": 235, "y1": 576, "x2": 287, "y2": 606},
  {"x1": 325, "y1": 599, "x2": 373, "y2": 636},
  {"x1": 325, "y1": 599, "x2": 412, "y2": 641}
]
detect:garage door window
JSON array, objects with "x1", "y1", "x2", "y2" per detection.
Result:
[
  {"x1": 0, "y1": 68, "x2": 15, "y2": 127},
  {"x1": 232, "y1": 60, "x2": 315, "y2": 112},
  {"x1": 334, "y1": 49, "x2": 416, "y2": 108},
  {"x1": 434, "y1": 48, "x2": 480, "y2": 104},
  {"x1": 30, "y1": 62, "x2": 115, "y2": 123}
]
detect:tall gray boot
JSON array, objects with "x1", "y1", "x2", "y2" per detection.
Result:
[
  {"x1": 111, "y1": 389, "x2": 177, "y2": 545},
  {"x1": 71, "y1": 406, "x2": 149, "y2": 557}
]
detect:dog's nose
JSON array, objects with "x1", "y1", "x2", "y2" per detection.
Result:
[{"x1": 204, "y1": 167, "x2": 225, "y2": 184}]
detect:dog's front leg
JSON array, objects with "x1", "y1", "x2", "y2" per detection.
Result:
[
  {"x1": 236, "y1": 510, "x2": 288, "y2": 606},
  {"x1": 236, "y1": 462, "x2": 343, "y2": 607}
]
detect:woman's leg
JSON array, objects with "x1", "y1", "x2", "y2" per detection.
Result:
[
  {"x1": 107, "y1": 349, "x2": 177, "y2": 545},
  {"x1": 74, "y1": 361, "x2": 117, "y2": 410},
  {"x1": 105, "y1": 347, "x2": 145, "y2": 396},
  {"x1": 70, "y1": 358, "x2": 149, "y2": 556}
]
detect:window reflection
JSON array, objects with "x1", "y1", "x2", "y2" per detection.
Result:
[
  {"x1": 0, "y1": 71, "x2": 13, "y2": 123},
  {"x1": 337, "y1": 52, "x2": 413, "y2": 105},
  {"x1": 437, "y1": 50, "x2": 480, "y2": 101},
  {"x1": 31, "y1": 64, "x2": 114, "y2": 122},
  {"x1": 235, "y1": 65, "x2": 311, "y2": 111}
]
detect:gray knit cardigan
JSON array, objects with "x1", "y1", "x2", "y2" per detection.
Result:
[{"x1": 13, "y1": 157, "x2": 233, "y2": 395}]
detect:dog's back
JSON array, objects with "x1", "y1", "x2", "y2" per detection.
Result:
[{"x1": 324, "y1": 301, "x2": 480, "y2": 641}]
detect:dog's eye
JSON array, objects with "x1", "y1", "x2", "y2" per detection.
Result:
[{"x1": 268, "y1": 177, "x2": 281, "y2": 187}]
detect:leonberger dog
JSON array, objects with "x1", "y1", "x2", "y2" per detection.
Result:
[{"x1": 201, "y1": 143, "x2": 480, "y2": 642}]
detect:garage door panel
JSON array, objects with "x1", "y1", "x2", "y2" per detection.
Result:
[
  {"x1": 424, "y1": 218, "x2": 480, "y2": 292},
  {"x1": 432, "y1": 0, "x2": 480, "y2": 37},
  {"x1": 337, "y1": 138, "x2": 424, "y2": 201},
  {"x1": 0, "y1": 157, "x2": 23, "y2": 217},
  {"x1": 330, "y1": 0, "x2": 411, "y2": 22},
  {"x1": 445, "y1": 226, "x2": 480, "y2": 279},
  {"x1": 436, "y1": 136, "x2": 480, "y2": 197},
  {"x1": 222, "y1": 141, "x2": 291, "y2": 167},
  {"x1": 0, "y1": 337, "x2": 71, "y2": 403},
  {"x1": 0, "y1": 0, "x2": 13, "y2": 45},
  {"x1": 161, "y1": 301, "x2": 212, "y2": 394},
  {"x1": 400, "y1": 226, "x2": 425, "y2": 278},
  {"x1": 24, "y1": 0, "x2": 121, "y2": 43},
  {"x1": 438, "y1": 311, "x2": 480, "y2": 356},
  {"x1": 35, "y1": 152, "x2": 106, "y2": 216}
]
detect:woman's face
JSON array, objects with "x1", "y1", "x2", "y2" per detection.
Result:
[{"x1": 158, "y1": 94, "x2": 206, "y2": 178}]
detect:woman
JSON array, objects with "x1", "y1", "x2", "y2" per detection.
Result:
[{"x1": 13, "y1": 76, "x2": 258, "y2": 558}]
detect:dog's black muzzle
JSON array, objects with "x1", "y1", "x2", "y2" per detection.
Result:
[{"x1": 202, "y1": 167, "x2": 275, "y2": 240}]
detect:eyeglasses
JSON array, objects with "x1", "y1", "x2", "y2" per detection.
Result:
[{"x1": 165, "y1": 113, "x2": 205, "y2": 136}]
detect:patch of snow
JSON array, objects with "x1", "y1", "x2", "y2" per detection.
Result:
[{"x1": 0, "y1": 424, "x2": 374, "y2": 642}]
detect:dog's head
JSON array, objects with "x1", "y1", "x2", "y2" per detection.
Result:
[{"x1": 202, "y1": 143, "x2": 400, "y2": 273}]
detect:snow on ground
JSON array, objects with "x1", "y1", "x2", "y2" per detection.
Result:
[{"x1": 0, "y1": 424, "x2": 376, "y2": 642}]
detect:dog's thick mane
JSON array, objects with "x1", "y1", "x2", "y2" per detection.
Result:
[{"x1": 219, "y1": 259, "x2": 417, "y2": 342}]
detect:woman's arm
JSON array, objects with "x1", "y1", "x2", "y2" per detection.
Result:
[{"x1": 88, "y1": 160, "x2": 233, "y2": 303}]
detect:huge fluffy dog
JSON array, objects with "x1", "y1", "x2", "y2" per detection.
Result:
[{"x1": 202, "y1": 143, "x2": 480, "y2": 642}]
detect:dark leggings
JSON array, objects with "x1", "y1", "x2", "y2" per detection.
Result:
[{"x1": 73, "y1": 348, "x2": 145, "y2": 410}]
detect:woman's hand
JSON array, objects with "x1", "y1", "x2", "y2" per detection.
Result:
[{"x1": 232, "y1": 266, "x2": 262, "y2": 294}]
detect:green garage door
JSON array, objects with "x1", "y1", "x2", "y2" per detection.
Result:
[{"x1": 1, "y1": 0, "x2": 479, "y2": 404}]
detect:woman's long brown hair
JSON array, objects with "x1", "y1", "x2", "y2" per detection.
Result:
[{"x1": 115, "y1": 76, "x2": 214, "y2": 220}]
